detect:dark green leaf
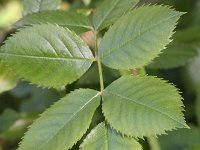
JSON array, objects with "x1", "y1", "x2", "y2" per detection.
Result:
[
  {"x1": 15, "y1": 11, "x2": 92, "y2": 35},
  {"x1": 93, "y1": 0, "x2": 139, "y2": 30},
  {"x1": 159, "y1": 126, "x2": 200, "y2": 150},
  {"x1": 148, "y1": 44, "x2": 197, "y2": 69},
  {"x1": 0, "y1": 109, "x2": 20, "y2": 133}
]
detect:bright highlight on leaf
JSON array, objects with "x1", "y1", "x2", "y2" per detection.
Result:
[
  {"x1": 99, "y1": 5, "x2": 184, "y2": 69},
  {"x1": 102, "y1": 75, "x2": 188, "y2": 138},
  {"x1": 18, "y1": 89, "x2": 101, "y2": 150},
  {"x1": 80, "y1": 122, "x2": 142, "y2": 150},
  {"x1": 0, "y1": 24, "x2": 94, "y2": 88},
  {"x1": 93, "y1": 0, "x2": 139, "y2": 31},
  {"x1": 15, "y1": 11, "x2": 92, "y2": 35},
  {"x1": 23, "y1": 0, "x2": 62, "y2": 15}
]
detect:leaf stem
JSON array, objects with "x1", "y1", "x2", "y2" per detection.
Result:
[{"x1": 94, "y1": 30, "x2": 104, "y2": 94}]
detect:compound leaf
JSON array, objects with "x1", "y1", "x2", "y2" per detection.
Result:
[
  {"x1": 80, "y1": 122, "x2": 142, "y2": 150},
  {"x1": 148, "y1": 44, "x2": 197, "y2": 69},
  {"x1": 0, "y1": 60, "x2": 17, "y2": 94},
  {"x1": 102, "y1": 75, "x2": 188, "y2": 138},
  {"x1": 23, "y1": 0, "x2": 62, "y2": 15},
  {"x1": 99, "y1": 5, "x2": 183, "y2": 69},
  {"x1": 18, "y1": 89, "x2": 101, "y2": 150},
  {"x1": 0, "y1": 24, "x2": 94, "y2": 88},
  {"x1": 93, "y1": 0, "x2": 139, "y2": 31},
  {"x1": 15, "y1": 11, "x2": 92, "y2": 35}
]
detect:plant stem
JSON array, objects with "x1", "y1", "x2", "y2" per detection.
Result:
[{"x1": 94, "y1": 30, "x2": 104, "y2": 94}]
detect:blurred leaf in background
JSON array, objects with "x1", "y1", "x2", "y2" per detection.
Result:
[
  {"x1": 0, "y1": 0, "x2": 22, "y2": 29},
  {"x1": 0, "y1": 60, "x2": 18, "y2": 94},
  {"x1": 0, "y1": 109, "x2": 20, "y2": 133}
]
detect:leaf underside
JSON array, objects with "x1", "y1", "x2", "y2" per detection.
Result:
[
  {"x1": 23, "y1": 0, "x2": 62, "y2": 15},
  {"x1": 15, "y1": 11, "x2": 92, "y2": 35},
  {"x1": 80, "y1": 122, "x2": 142, "y2": 150},
  {"x1": 148, "y1": 44, "x2": 197, "y2": 69},
  {"x1": 18, "y1": 89, "x2": 101, "y2": 150},
  {"x1": 99, "y1": 5, "x2": 183, "y2": 69},
  {"x1": 103, "y1": 75, "x2": 188, "y2": 138},
  {"x1": 0, "y1": 24, "x2": 94, "y2": 88},
  {"x1": 93, "y1": 0, "x2": 139, "y2": 31}
]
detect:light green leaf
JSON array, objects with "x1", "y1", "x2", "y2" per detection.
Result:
[
  {"x1": 99, "y1": 5, "x2": 183, "y2": 69},
  {"x1": 80, "y1": 122, "x2": 142, "y2": 150},
  {"x1": 23, "y1": 0, "x2": 62, "y2": 15},
  {"x1": 93, "y1": 0, "x2": 139, "y2": 31},
  {"x1": 18, "y1": 89, "x2": 101, "y2": 150},
  {"x1": 102, "y1": 75, "x2": 188, "y2": 138},
  {"x1": 0, "y1": 24, "x2": 94, "y2": 88},
  {"x1": 0, "y1": 109, "x2": 20, "y2": 133},
  {"x1": 15, "y1": 11, "x2": 92, "y2": 35},
  {"x1": 148, "y1": 44, "x2": 197, "y2": 69},
  {"x1": 0, "y1": 60, "x2": 17, "y2": 94}
]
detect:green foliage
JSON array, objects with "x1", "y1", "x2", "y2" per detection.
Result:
[
  {"x1": 102, "y1": 75, "x2": 188, "y2": 137},
  {"x1": 23, "y1": 0, "x2": 62, "y2": 15},
  {"x1": 99, "y1": 5, "x2": 183, "y2": 69},
  {"x1": 0, "y1": 24, "x2": 94, "y2": 88},
  {"x1": 0, "y1": 109, "x2": 20, "y2": 133},
  {"x1": 93, "y1": 0, "x2": 139, "y2": 31},
  {"x1": 80, "y1": 122, "x2": 142, "y2": 150},
  {"x1": 18, "y1": 89, "x2": 101, "y2": 150},
  {"x1": 0, "y1": 0, "x2": 193, "y2": 149},
  {"x1": 15, "y1": 11, "x2": 92, "y2": 35},
  {"x1": 148, "y1": 44, "x2": 197, "y2": 69},
  {"x1": 0, "y1": 60, "x2": 18, "y2": 93},
  {"x1": 159, "y1": 126, "x2": 200, "y2": 150}
]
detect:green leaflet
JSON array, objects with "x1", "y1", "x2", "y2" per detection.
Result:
[
  {"x1": 23, "y1": 0, "x2": 62, "y2": 15},
  {"x1": 80, "y1": 122, "x2": 142, "y2": 150},
  {"x1": 18, "y1": 89, "x2": 101, "y2": 150},
  {"x1": 99, "y1": 5, "x2": 183, "y2": 69},
  {"x1": 102, "y1": 75, "x2": 188, "y2": 138},
  {"x1": 0, "y1": 109, "x2": 20, "y2": 133},
  {"x1": 93, "y1": 0, "x2": 139, "y2": 31},
  {"x1": 0, "y1": 60, "x2": 17, "y2": 94},
  {"x1": 148, "y1": 44, "x2": 197, "y2": 69},
  {"x1": 0, "y1": 24, "x2": 94, "y2": 88},
  {"x1": 15, "y1": 11, "x2": 92, "y2": 35}
]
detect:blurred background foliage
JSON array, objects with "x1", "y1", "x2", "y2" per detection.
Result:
[{"x1": 0, "y1": 0, "x2": 200, "y2": 150}]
